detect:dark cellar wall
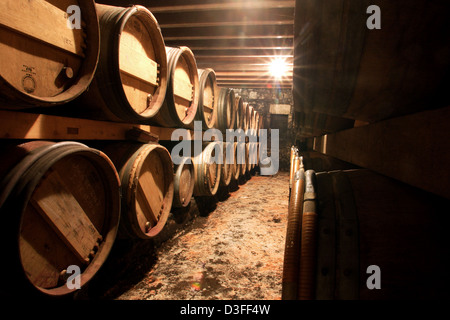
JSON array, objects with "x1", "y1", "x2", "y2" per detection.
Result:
[{"x1": 234, "y1": 87, "x2": 295, "y2": 172}]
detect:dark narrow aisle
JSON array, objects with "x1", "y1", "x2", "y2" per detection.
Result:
[{"x1": 115, "y1": 173, "x2": 289, "y2": 300}]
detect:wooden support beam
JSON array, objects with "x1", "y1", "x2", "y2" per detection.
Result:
[
  {"x1": 148, "y1": 1, "x2": 295, "y2": 13},
  {"x1": 164, "y1": 38, "x2": 294, "y2": 49},
  {"x1": 218, "y1": 79, "x2": 292, "y2": 85},
  {"x1": 153, "y1": 8, "x2": 294, "y2": 28},
  {"x1": 197, "y1": 64, "x2": 291, "y2": 71},
  {"x1": 160, "y1": 20, "x2": 293, "y2": 28},
  {"x1": 215, "y1": 71, "x2": 272, "y2": 77},
  {"x1": 313, "y1": 106, "x2": 450, "y2": 199},
  {"x1": 217, "y1": 73, "x2": 293, "y2": 80},
  {"x1": 195, "y1": 55, "x2": 293, "y2": 60},
  {"x1": 164, "y1": 35, "x2": 294, "y2": 41},
  {"x1": 219, "y1": 83, "x2": 292, "y2": 89},
  {"x1": 161, "y1": 25, "x2": 293, "y2": 40},
  {"x1": 195, "y1": 55, "x2": 293, "y2": 66},
  {"x1": 191, "y1": 48, "x2": 293, "y2": 56}
]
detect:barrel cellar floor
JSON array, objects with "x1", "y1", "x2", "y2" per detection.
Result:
[{"x1": 88, "y1": 172, "x2": 289, "y2": 300}]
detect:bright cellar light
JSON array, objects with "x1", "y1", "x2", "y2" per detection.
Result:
[{"x1": 269, "y1": 58, "x2": 289, "y2": 79}]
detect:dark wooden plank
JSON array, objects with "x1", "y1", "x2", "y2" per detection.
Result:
[
  {"x1": 161, "y1": 24, "x2": 293, "y2": 39},
  {"x1": 154, "y1": 8, "x2": 294, "y2": 27},
  {"x1": 192, "y1": 48, "x2": 293, "y2": 56},
  {"x1": 314, "y1": 106, "x2": 450, "y2": 199},
  {"x1": 20, "y1": 204, "x2": 80, "y2": 289},
  {"x1": 147, "y1": 1, "x2": 295, "y2": 12},
  {"x1": 294, "y1": 0, "x2": 450, "y2": 121},
  {"x1": 164, "y1": 37, "x2": 294, "y2": 49},
  {"x1": 197, "y1": 64, "x2": 289, "y2": 72},
  {"x1": 216, "y1": 71, "x2": 293, "y2": 78},
  {"x1": 0, "y1": 109, "x2": 185, "y2": 141},
  {"x1": 31, "y1": 169, "x2": 101, "y2": 263}
]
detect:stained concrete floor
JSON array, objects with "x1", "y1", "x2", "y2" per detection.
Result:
[{"x1": 81, "y1": 171, "x2": 289, "y2": 300}]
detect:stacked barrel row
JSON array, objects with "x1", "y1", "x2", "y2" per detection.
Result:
[
  {"x1": 0, "y1": 1, "x2": 265, "y2": 298},
  {"x1": 282, "y1": 147, "x2": 450, "y2": 300}
]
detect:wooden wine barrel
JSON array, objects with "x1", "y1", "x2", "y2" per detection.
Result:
[
  {"x1": 101, "y1": 142, "x2": 174, "y2": 239},
  {"x1": 293, "y1": 0, "x2": 450, "y2": 124},
  {"x1": 173, "y1": 157, "x2": 195, "y2": 208},
  {"x1": 232, "y1": 142, "x2": 242, "y2": 181},
  {"x1": 242, "y1": 102, "x2": 250, "y2": 132},
  {"x1": 0, "y1": 141, "x2": 120, "y2": 297},
  {"x1": 244, "y1": 142, "x2": 251, "y2": 174},
  {"x1": 244, "y1": 103, "x2": 253, "y2": 134},
  {"x1": 71, "y1": 4, "x2": 168, "y2": 124},
  {"x1": 216, "y1": 87, "x2": 236, "y2": 133},
  {"x1": 250, "y1": 109, "x2": 258, "y2": 134},
  {"x1": 220, "y1": 142, "x2": 233, "y2": 187},
  {"x1": 256, "y1": 142, "x2": 260, "y2": 169},
  {"x1": 257, "y1": 112, "x2": 264, "y2": 137},
  {"x1": 234, "y1": 95, "x2": 244, "y2": 130},
  {"x1": 150, "y1": 46, "x2": 199, "y2": 128},
  {"x1": 248, "y1": 141, "x2": 258, "y2": 171},
  {"x1": 306, "y1": 169, "x2": 450, "y2": 299},
  {"x1": 236, "y1": 141, "x2": 247, "y2": 177},
  {"x1": 0, "y1": 0, "x2": 100, "y2": 107},
  {"x1": 192, "y1": 141, "x2": 222, "y2": 197},
  {"x1": 196, "y1": 68, "x2": 218, "y2": 130}
]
